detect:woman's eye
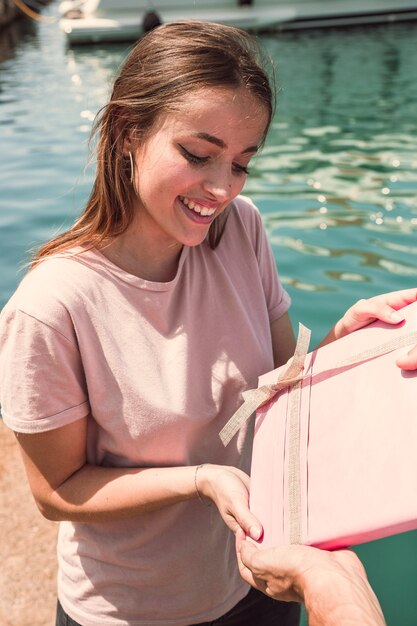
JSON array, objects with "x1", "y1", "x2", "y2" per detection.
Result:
[
  {"x1": 178, "y1": 144, "x2": 250, "y2": 175},
  {"x1": 233, "y1": 163, "x2": 250, "y2": 176},
  {"x1": 179, "y1": 145, "x2": 209, "y2": 166}
]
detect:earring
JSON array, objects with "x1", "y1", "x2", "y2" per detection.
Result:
[{"x1": 128, "y1": 151, "x2": 134, "y2": 184}]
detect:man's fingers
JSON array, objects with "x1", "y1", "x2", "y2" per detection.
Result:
[{"x1": 235, "y1": 533, "x2": 261, "y2": 587}]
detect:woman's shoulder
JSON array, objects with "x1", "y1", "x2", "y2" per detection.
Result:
[
  {"x1": 223, "y1": 194, "x2": 265, "y2": 246},
  {"x1": 230, "y1": 194, "x2": 263, "y2": 228},
  {"x1": 2, "y1": 248, "x2": 99, "y2": 327},
  {"x1": 16, "y1": 248, "x2": 90, "y2": 290},
  {"x1": 232, "y1": 194, "x2": 261, "y2": 216}
]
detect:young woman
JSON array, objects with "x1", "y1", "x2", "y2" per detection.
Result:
[{"x1": 1, "y1": 20, "x2": 416, "y2": 626}]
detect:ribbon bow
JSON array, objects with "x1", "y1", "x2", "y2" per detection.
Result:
[
  {"x1": 220, "y1": 324, "x2": 417, "y2": 448},
  {"x1": 219, "y1": 324, "x2": 311, "y2": 447}
]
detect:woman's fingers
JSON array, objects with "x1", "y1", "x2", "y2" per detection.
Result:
[
  {"x1": 198, "y1": 465, "x2": 263, "y2": 539},
  {"x1": 341, "y1": 290, "x2": 417, "y2": 370},
  {"x1": 336, "y1": 289, "x2": 417, "y2": 338},
  {"x1": 225, "y1": 493, "x2": 263, "y2": 539},
  {"x1": 383, "y1": 288, "x2": 417, "y2": 309},
  {"x1": 396, "y1": 343, "x2": 417, "y2": 370},
  {"x1": 342, "y1": 298, "x2": 403, "y2": 333}
]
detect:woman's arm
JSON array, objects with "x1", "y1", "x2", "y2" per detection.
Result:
[
  {"x1": 270, "y1": 312, "x2": 296, "y2": 368},
  {"x1": 15, "y1": 418, "x2": 262, "y2": 539}
]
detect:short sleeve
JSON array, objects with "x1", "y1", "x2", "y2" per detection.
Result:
[
  {"x1": 234, "y1": 196, "x2": 291, "y2": 322},
  {"x1": 0, "y1": 307, "x2": 89, "y2": 433},
  {"x1": 254, "y1": 212, "x2": 291, "y2": 321}
]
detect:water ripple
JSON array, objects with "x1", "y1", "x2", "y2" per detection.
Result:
[{"x1": 1, "y1": 19, "x2": 417, "y2": 329}]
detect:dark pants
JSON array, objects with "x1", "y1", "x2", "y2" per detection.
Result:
[{"x1": 56, "y1": 589, "x2": 300, "y2": 625}]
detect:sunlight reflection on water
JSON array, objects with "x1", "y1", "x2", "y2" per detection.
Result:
[
  {"x1": 1, "y1": 19, "x2": 417, "y2": 336},
  {"x1": 239, "y1": 24, "x2": 417, "y2": 335}
]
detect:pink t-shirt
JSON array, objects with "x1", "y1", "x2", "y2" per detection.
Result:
[{"x1": 0, "y1": 196, "x2": 290, "y2": 626}]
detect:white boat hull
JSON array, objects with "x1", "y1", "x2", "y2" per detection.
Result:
[{"x1": 59, "y1": 0, "x2": 417, "y2": 44}]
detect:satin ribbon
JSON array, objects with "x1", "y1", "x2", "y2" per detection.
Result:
[{"x1": 220, "y1": 324, "x2": 417, "y2": 544}]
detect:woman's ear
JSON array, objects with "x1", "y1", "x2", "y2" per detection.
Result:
[
  {"x1": 113, "y1": 115, "x2": 133, "y2": 157},
  {"x1": 122, "y1": 132, "x2": 133, "y2": 157}
]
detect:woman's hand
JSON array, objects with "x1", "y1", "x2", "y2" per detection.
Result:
[
  {"x1": 196, "y1": 464, "x2": 263, "y2": 541},
  {"x1": 236, "y1": 531, "x2": 386, "y2": 626},
  {"x1": 320, "y1": 288, "x2": 417, "y2": 369},
  {"x1": 334, "y1": 289, "x2": 417, "y2": 337}
]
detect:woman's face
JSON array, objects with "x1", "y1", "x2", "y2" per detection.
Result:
[{"x1": 128, "y1": 86, "x2": 269, "y2": 250}]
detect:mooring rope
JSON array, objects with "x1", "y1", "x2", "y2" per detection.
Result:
[{"x1": 12, "y1": 0, "x2": 57, "y2": 24}]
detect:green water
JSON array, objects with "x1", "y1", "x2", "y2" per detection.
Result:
[{"x1": 1, "y1": 6, "x2": 417, "y2": 624}]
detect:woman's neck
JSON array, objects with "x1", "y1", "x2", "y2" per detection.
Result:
[{"x1": 99, "y1": 227, "x2": 183, "y2": 283}]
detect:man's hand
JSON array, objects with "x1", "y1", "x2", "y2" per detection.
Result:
[{"x1": 236, "y1": 531, "x2": 386, "y2": 626}]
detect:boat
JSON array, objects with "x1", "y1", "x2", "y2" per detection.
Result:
[
  {"x1": 59, "y1": 0, "x2": 417, "y2": 45},
  {"x1": 59, "y1": 0, "x2": 296, "y2": 43}
]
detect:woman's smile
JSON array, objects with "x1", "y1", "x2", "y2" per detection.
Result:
[{"x1": 179, "y1": 196, "x2": 217, "y2": 222}]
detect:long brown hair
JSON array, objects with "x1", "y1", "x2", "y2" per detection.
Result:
[{"x1": 33, "y1": 20, "x2": 275, "y2": 265}]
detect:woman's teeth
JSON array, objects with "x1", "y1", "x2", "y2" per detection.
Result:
[{"x1": 181, "y1": 196, "x2": 215, "y2": 217}]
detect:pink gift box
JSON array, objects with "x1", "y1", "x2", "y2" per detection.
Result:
[{"x1": 249, "y1": 302, "x2": 417, "y2": 550}]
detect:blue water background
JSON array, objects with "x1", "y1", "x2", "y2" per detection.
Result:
[{"x1": 1, "y1": 7, "x2": 417, "y2": 624}]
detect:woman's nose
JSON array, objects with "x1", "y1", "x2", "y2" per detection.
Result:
[{"x1": 202, "y1": 166, "x2": 234, "y2": 200}]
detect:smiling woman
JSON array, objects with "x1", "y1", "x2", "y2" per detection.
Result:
[
  {"x1": 0, "y1": 18, "x2": 412, "y2": 626},
  {"x1": 105, "y1": 86, "x2": 269, "y2": 281},
  {"x1": 0, "y1": 21, "x2": 300, "y2": 626}
]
